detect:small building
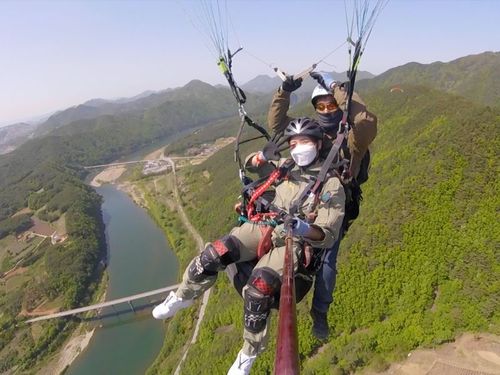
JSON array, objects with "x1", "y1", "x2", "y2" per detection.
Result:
[{"x1": 30, "y1": 217, "x2": 55, "y2": 238}]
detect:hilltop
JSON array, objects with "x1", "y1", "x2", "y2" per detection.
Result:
[
  {"x1": 0, "y1": 122, "x2": 37, "y2": 155},
  {"x1": 241, "y1": 70, "x2": 375, "y2": 95},
  {"x1": 358, "y1": 51, "x2": 500, "y2": 107}
]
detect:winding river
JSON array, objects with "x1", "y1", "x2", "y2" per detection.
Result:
[{"x1": 67, "y1": 184, "x2": 178, "y2": 375}]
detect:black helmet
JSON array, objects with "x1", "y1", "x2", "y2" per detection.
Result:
[{"x1": 284, "y1": 117, "x2": 324, "y2": 141}]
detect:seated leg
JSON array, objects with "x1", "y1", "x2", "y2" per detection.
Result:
[
  {"x1": 241, "y1": 267, "x2": 281, "y2": 357},
  {"x1": 152, "y1": 235, "x2": 241, "y2": 320},
  {"x1": 230, "y1": 267, "x2": 281, "y2": 374},
  {"x1": 179, "y1": 234, "x2": 241, "y2": 300}
]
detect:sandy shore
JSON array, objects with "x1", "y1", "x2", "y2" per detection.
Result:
[
  {"x1": 55, "y1": 329, "x2": 94, "y2": 374},
  {"x1": 90, "y1": 166, "x2": 127, "y2": 187},
  {"x1": 143, "y1": 147, "x2": 165, "y2": 160},
  {"x1": 36, "y1": 327, "x2": 95, "y2": 375},
  {"x1": 36, "y1": 285, "x2": 108, "y2": 375}
]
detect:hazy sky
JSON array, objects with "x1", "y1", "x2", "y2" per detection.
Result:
[{"x1": 1, "y1": 0, "x2": 499, "y2": 126}]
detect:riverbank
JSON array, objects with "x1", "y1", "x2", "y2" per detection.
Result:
[
  {"x1": 63, "y1": 184, "x2": 177, "y2": 375},
  {"x1": 38, "y1": 329, "x2": 95, "y2": 375},
  {"x1": 43, "y1": 147, "x2": 166, "y2": 374},
  {"x1": 36, "y1": 273, "x2": 108, "y2": 375},
  {"x1": 118, "y1": 181, "x2": 148, "y2": 209}
]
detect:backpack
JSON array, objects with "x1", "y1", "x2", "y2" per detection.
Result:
[{"x1": 341, "y1": 149, "x2": 370, "y2": 233}]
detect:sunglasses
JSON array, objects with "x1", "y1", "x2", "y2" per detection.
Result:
[{"x1": 315, "y1": 102, "x2": 338, "y2": 112}]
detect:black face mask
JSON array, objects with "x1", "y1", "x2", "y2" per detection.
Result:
[{"x1": 317, "y1": 110, "x2": 343, "y2": 135}]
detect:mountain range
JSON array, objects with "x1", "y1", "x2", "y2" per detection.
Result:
[
  {"x1": 4, "y1": 50, "x2": 498, "y2": 156},
  {"x1": 0, "y1": 69, "x2": 372, "y2": 154}
]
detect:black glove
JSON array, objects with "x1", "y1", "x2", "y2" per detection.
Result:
[
  {"x1": 262, "y1": 140, "x2": 281, "y2": 161},
  {"x1": 340, "y1": 81, "x2": 350, "y2": 93},
  {"x1": 281, "y1": 75, "x2": 303, "y2": 92},
  {"x1": 262, "y1": 131, "x2": 289, "y2": 161}
]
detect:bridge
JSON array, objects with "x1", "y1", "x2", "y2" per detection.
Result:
[{"x1": 25, "y1": 283, "x2": 180, "y2": 324}]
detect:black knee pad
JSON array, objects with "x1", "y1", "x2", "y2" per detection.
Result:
[
  {"x1": 243, "y1": 267, "x2": 281, "y2": 333},
  {"x1": 188, "y1": 235, "x2": 241, "y2": 281},
  {"x1": 187, "y1": 256, "x2": 215, "y2": 282}
]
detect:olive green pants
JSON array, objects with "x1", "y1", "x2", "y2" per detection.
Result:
[{"x1": 176, "y1": 222, "x2": 301, "y2": 356}]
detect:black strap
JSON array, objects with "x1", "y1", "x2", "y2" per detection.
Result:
[
  {"x1": 289, "y1": 130, "x2": 346, "y2": 216},
  {"x1": 220, "y1": 49, "x2": 271, "y2": 185}
]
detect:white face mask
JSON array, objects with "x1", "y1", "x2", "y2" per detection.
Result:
[{"x1": 290, "y1": 143, "x2": 318, "y2": 166}]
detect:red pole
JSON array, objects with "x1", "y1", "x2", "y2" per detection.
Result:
[{"x1": 274, "y1": 230, "x2": 300, "y2": 374}]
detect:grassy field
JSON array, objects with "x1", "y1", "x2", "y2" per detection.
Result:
[{"x1": 0, "y1": 235, "x2": 25, "y2": 262}]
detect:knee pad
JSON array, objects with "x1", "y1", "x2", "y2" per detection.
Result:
[
  {"x1": 188, "y1": 235, "x2": 241, "y2": 281},
  {"x1": 243, "y1": 267, "x2": 281, "y2": 333}
]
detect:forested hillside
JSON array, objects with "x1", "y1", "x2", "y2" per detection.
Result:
[
  {"x1": 155, "y1": 84, "x2": 499, "y2": 374},
  {"x1": 0, "y1": 81, "x2": 270, "y2": 220},
  {"x1": 358, "y1": 51, "x2": 500, "y2": 108},
  {"x1": 36, "y1": 80, "x2": 270, "y2": 137},
  {"x1": 0, "y1": 80, "x2": 269, "y2": 372}
]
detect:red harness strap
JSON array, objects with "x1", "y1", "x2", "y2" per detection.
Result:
[
  {"x1": 247, "y1": 168, "x2": 282, "y2": 221},
  {"x1": 257, "y1": 225, "x2": 274, "y2": 259}
]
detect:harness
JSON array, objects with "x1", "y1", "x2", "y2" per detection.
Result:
[
  {"x1": 238, "y1": 158, "x2": 333, "y2": 270},
  {"x1": 241, "y1": 159, "x2": 295, "y2": 223}
]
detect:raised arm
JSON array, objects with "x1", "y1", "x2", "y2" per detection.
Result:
[
  {"x1": 267, "y1": 76, "x2": 302, "y2": 134},
  {"x1": 333, "y1": 86, "x2": 378, "y2": 178}
]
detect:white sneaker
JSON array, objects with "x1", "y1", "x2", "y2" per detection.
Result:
[
  {"x1": 152, "y1": 291, "x2": 193, "y2": 320},
  {"x1": 227, "y1": 350, "x2": 257, "y2": 375}
]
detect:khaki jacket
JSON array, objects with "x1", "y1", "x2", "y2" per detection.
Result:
[
  {"x1": 267, "y1": 87, "x2": 378, "y2": 178},
  {"x1": 245, "y1": 155, "x2": 345, "y2": 249}
]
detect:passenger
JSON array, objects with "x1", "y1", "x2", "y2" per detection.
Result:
[
  {"x1": 152, "y1": 117, "x2": 345, "y2": 374},
  {"x1": 267, "y1": 72, "x2": 378, "y2": 339}
]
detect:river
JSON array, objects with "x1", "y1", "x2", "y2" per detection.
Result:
[{"x1": 67, "y1": 184, "x2": 178, "y2": 375}]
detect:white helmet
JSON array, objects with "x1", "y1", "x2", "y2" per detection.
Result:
[{"x1": 311, "y1": 84, "x2": 333, "y2": 106}]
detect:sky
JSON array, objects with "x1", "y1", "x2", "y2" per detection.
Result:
[{"x1": 1, "y1": 0, "x2": 499, "y2": 127}]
